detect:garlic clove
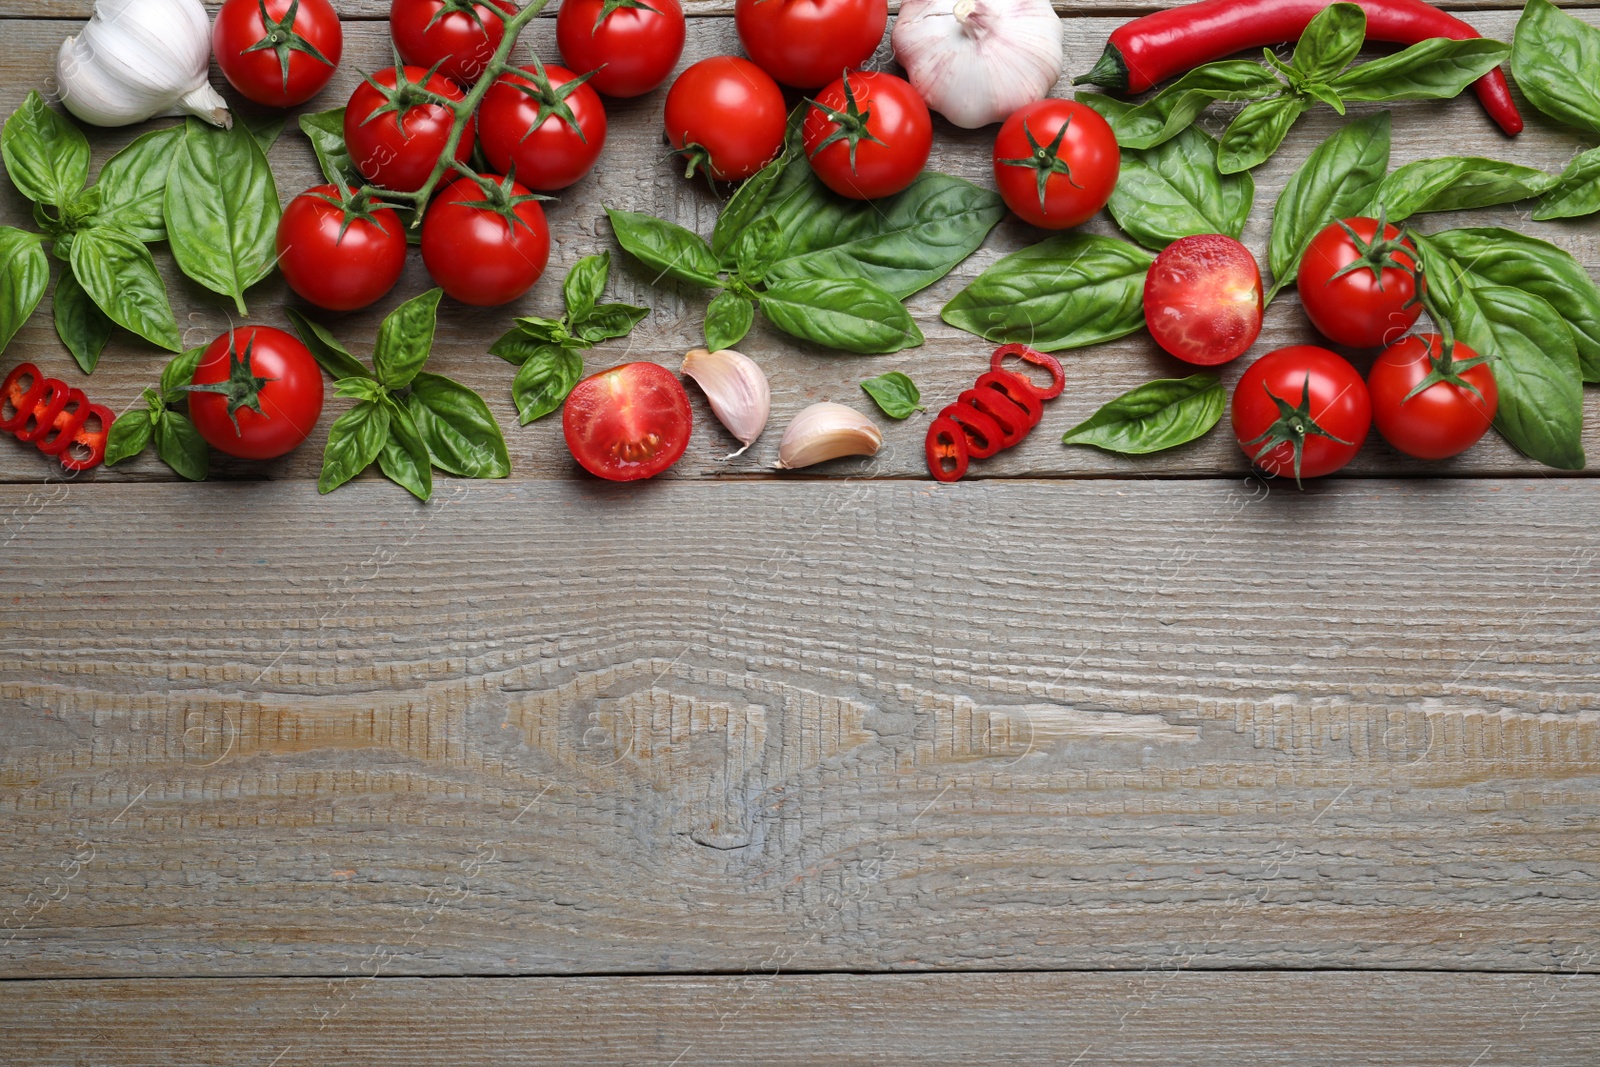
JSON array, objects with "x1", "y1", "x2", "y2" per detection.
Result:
[
  {"x1": 681, "y1": 348, "x2": 770, "y2": 456},
  {"x1": 773, "y1": 402, "x2": 883, "y2": 470}
]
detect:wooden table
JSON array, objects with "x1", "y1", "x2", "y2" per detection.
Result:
[{"x1": 4, "y1": 1, "x2": 1599, "y2": 1062}]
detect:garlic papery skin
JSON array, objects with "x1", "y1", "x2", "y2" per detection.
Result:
[
  {"x1": 892, "y1": 0, "x2": 1064, "y2": 129},
  {"x1": 682, "y1": 348, "x2": 770, "y2": 457},
  {"x1": 56, "y1": 0, "x2": 231, "y2": 128},
  {"x1": 774, "y1": 403, "x2": 884, "y2": 470}
]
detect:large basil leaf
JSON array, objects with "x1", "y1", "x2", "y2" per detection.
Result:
[
  {"x1": 94, "y1": 125, "x2": 185, "y2": 242},
  {"x1": 759, "y1": 277, "x2": 923, "y2": 355},
  {"x1": 1, "y1": 90, "x2": 89, "y2": 207},
  {"x1": 1218, "y1": 95, "x2": 1309, "y2": 175},
  {"x1": 299, "y1": 107, "x2": 357, "y2": 185},
  {"x1": 104, "y1": 406, "x2": 153, "y2": 467},
  {"x1": 712, "y1": 152, "x2": 791, "y2": 263},
  {"x1": 373, "y1": 287, "x2": 441, "y2": 390},
  {"x1": 152, "y1": 411, "x2": 209, "y2": 481},
  {"x1": 704, "y1": 290, "x2": 756, "y2": 352},
  {"x1": 563, "y1": 254, "x2": 610, "y2": 322},
  {"x1": 510, "y1": 344, "x2": 584, "y2": 424},
  {"x1": 1329, "y1": 38, "x2": 1511, "y2": 102},
  {"x1": 1292, "y1": 3, "x2": 1367, "y2": 82},
  {"x1": 1061, "y1": 374, "x2": 1225, "y2": 454},
  {"x1": 407, "y1": 372, "x2": 511, "y2": 478},
  {"x1": 1109, "y1": 126, "x2": 1254, "y2": 251},
  {"x1": 376, "y1": 402, "x2": 433, "y2": 503},
  {"x1": 69, "y1": 226, "x2": 182, "y2": 351},
  {"x1": 1511, "y1": 0, "x2": 1600, "y2": 134},
  {"x1": 1535, "y1": 147, "x2": 1600, "y2": 221},
  {"x1": 1266, "y1": 112, "x2": 1390, "y2": 297},
  {"x1": 0, "y1": 226, "x2": 48, "y2": 353},
  {"x1": 165, "y1": 118, "x2": 282, "y2": 314},
  {"x1": 285, "y1": 308, "x2": 375, "y2": 381},
  {"x1": 576, "y1": 303, "x2": 650, "y2": 343},
  {"x1": 1075, "y1": 63, "x2": 1281, "y2": 151},
  {"x1": 605, "y1": 207, "x2": 721, "y2": 287},
  {"x1": 319, "y1": 400, "x2": 391, "y2": 493},
  {"x1": 1476, "y1": 286, "x2": 1585, "y2": 470},
  {"x1": 942, "y1": 234, "x2": 1153, "y2": 352},
  {"x1": 52, "y1": 263, "x2": 113, "y2": 374},
  {"x1": 1375, "y1": 157, "x2": 1554, "y2": 222}
]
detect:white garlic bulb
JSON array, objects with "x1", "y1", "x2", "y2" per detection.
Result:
[
  {"x1": 55, "y1": 0, "x2": 231, "y2": 128},
  {"x1": 681, "y1": 348, "x2": 771, "y2": 457},
  {"x1": 892, "y1": 0, "x2": 1064, "y2": 129},
  {"x1": 774, "y1": 403, "x2": 883, "y2": 470}
]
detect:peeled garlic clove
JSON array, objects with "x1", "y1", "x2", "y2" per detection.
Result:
[
  {"x1": 56, "y1": 0, "x2": 231, "y2": 128},
  {"x1": 774, "y1": 403, "x2": 883, "y2": 470},
  {"x1": 681, "y1": 348, "x2": 770, "y2": 456}
]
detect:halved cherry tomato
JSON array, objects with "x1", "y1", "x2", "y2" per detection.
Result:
[
  {"x1": 926, "y1": 415, "x2": 968, "y2": 483},
  {"x1": 562, "y1": 362, "x2": 693, "y2": 481},
  {"x1": 991, "y1": 344, "x2": 1065, "y2": 399}
]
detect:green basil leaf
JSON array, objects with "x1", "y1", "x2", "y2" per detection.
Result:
[
  {"x1": 1328, "y1": 38, "x2": 1511, "y2": 102},
  {"x1": 161, "y1": 346, "x2": 208, "y2": 404},
  {"x1": 1375, "y1": 156, "x2": 1554, "y2": 222},
  {"x1": 285, "y1": 307, "x2": 375, "y2": 381},
  {"x1": 246, "y1": 114, "x2": 286, "y2": 155},
  {"x1": 1109, "y1": 126, "x2": 1254, "y2": 250},
  {"x1": 726, "y1": 216, "x2": 779, "y2": 285},
  {"x1": 711, "y1": 152, "x2": 791, "y2": 263},
  {"x1": 942, "y1": 233, "x2": 1153, "y2": 352},
  {"x1": 1266, "y1": 112, "x2": 1390, "y2": 298},
  {"x1": 510, "y1": 344, "x2": 584, "y2": 424},
  {"x1": 334, "y1": 376, "x2": 389, "y2": 404},
  {"x1": 52, "y1": 263, "x2": 112, "y2": 373},
  {"x1": 860, "y1": 371, "x2": 923, "y2": 419},
  {"x1": 165, "y1": 118, "x2": 282, "y2": 315},
  {"x1": 562, "y1": 253, "x2": 610, "y2": 323},
  {"x1": 511, "y1": 315, "x2": 569, "y2": 344},
  {"x1": 104, "y1": 406, "x2": 153, "y2": 467},
  {"x1": 152, "y1": 411, "x2": 209, "y2": 481},
  {"x1": 407, "y1": 371, "x2": 511, "y2": 478},
  {"x1": 93, "y1": 125, "x2": 185, "y2": 243},
  {"x1": 68, "y1": 226, "x2": 182, "y2": 351},
  {"x1": 1534, "y1": 146, "x2": 1600, "y2": 221},
  {"x1": 377, "y1": 401, "x2": 433, "y2": 502},
  {"x1": 319, "y1": 400, "x2": 391, "y2": 494},
  {"x1": 757, "y1": 172, "x2": 1005, "y2": 300},
  {"x1": 1075, "y1": 63, "x2": 1282, "y2": 151},
  {"x1": 298, "y1": 107, "x2": 357, "y2": 185},
  {"x1": 1061, "y1": 374, "x2": 1225, "y2": 454},
  {"x1": 576, "y1": 303, "x2": 650, "y2": 344},
  {"x1": 1218, "y1": 95, "x2": 1310, "y2": 174},
  {"x1": 490, "y1": 330, "x2": 546, "y2": 365},
  {"x1": 759, "y1": 277, "x2": 923, "y2": 355},
  {"x1": 1511, "y1": 0, "x2": 1600, "y2": 134},
  {"x1": 604, "y1": 206, "x2": 721, "y2": 287},
  {"x1": 1476, "y1": 286, "x2": 1585, "y2": 470},
  {"x1": 0, "y1": 226, "x2": 48, "y2": 353},
  {"x1": 1, "y1": 90, "x2": 89, "y2": 206},
  {"x1": 705, "y1": 290, "x2": 756, "y2": 352},
  {"x1": 373, "y1": 287, "x2": 441, "y2": 390},
  {"x1": 1291, "y1": 3, "x2": 1367, "y2": 81}
]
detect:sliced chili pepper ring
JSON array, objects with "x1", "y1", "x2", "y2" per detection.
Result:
[
  {"x1": 974, "y1": 370, "x2": 1043, "y2": 430},
  {"x1": 13, "y1": 377, "x2": 71, "y2": 444},
  {"x1": 939, "y1": 402, "x2": 1004, "y2": 459},
  {"x1": 925, "y1": 415, "x2": 969, "y2": 483},
  {"x1": 59, "y1": 403, "x2": 114, "y2": 471},
  {"x1": 35, "y1": 387, "x2": 90, "y2": 455},
  {"x1": 0, "y1": 363, "x2": 46, "y2": 434},
  {"x1": 960, "y1": 387, "x2": 1030, "y2": 449},
  {"x1": 991, "y1": 343, "x2": 1065, "y2": 400}
]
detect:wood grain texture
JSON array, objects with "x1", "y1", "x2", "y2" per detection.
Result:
[
  {"x1": 3, "y1": 479, "x2": 1598, "y2": 978},
  {"x1": 3, "y1": 972, "x2": 1599, "y2": 1066},
  {"x1": 2, "y1": 15, "x2": 1599, "y2": 483}
]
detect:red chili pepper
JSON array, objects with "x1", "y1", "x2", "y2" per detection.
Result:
[
  {"x1": 59, "y1": 404, "x2": 113, "y2": 471},
  {"x1": 959, "y1": 387, "x2": 1032, "y2": 449},
  {"x1": 991, "y1": 344, "x2": 1066, "y2": 400},
  {"x1": 926, "y1": 345, "x2": 1066, "y2": 482},
  {"x1": 1077, "y1": 0, "x2": 1522, "y2": 136},
  {"x1": 974, "y1": 370, "x2": 1044, "y2": 429},
  {"x1": 941, "y1": 402, "x2": 1005, "y2": 459},
  {"x1": 13, "y1": 378, "x2": 70, "y2": 444},
  {"x1": 2, "y1": 363, "x2": 115, "y2": 470},
  {"x1": 925, "y1": 416, "x2": 969, "y2": 483},
  {"x1": 35, "y1": 387, "x2": 90, "y2": 455},
  {"x1": 1, "y1": 363, "x2": 46, "y2": 434}
]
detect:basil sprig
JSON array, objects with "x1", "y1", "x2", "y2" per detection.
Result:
[
  {"x1": 165, "y1": 117, "x2": 282, "y2": 315},
  {"x1": 490, "y1": 253, "x2": 650, "y2": 423},
  {"x1": 1061, "y1": 374, "x2": 1225, "y2": 455},
  {"x1": 290, "y1": 290, "x2": 511, "y2": 500},
  {"x1": 104, "y1": 347, "x2": 210, "y2": 480},
  {"x1": 1511, "y1": 0, "x2": 1600, "y2": 135},
  {"x1": 1106, "y1": 125, "x2": 1254, "y2": 251},
  {"x1": 860, "y1": 371, "x2": 923, "y2": 419}
]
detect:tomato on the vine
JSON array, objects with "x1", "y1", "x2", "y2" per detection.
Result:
[
  {"x1": 188, "y1": 327, "x2": 325, "y2": 461},
  {"x1": 802, "y1": 71, "x2": 931, "y2": 201},
  {"x1": 563, "y1": 362, "x2": 693, "y2": 481},
  {"x1": 277, "y1": 185, "x2": 407, "y2": 312},
  {"x1": 479, "y1": 62, "x2": 607, "y2": 191},
  {"x1": 1297, "y1": 216, "x2": 1424, "y2": 349},
  {"x1": 344, "y1": 66, "x2": 474, "y2": 193},
  {"x1": 1368, "y1": 333, "x2": 1498, "y2": 460},
  {"x1": 389, "y1": 0, "x2": 517, "y2": 85},
  {"x1": 1231, "y1": 345, "x2": 1371, "y2": 484},
  {"x1": 1143, "y1": 234, "x2": 1263, "y2": 366},
  {"x1": 420, "y1": 174, "x2": 550, "y2": 306},
  {"x1": 664, "y1": 57, "x2": 787, "y2": 182},
  {"x1": 213, "y1": 0, "x2": 343, "y2": 107},
  {"x1": 556, "y1": 0, "x2": 686, "y2": 98},
  {"x1": 733, "y1": 0, "x2": 887, "y2": 89},
  {"x1": 992, "y1": 99, "x2": 1118, "y2": 230}
]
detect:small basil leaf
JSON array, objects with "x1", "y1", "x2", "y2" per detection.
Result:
[
  {"x1": 1291, "y1": 3, "x2": 1367, "y2": 82},
  {"x1": 373, "y1": 287, "x2": 441, "y2": 390},
  {"x1": 733, "y1": 216, "x2": 784, "y2": 283},
  {"x1": 1218, "y1": 95, "x2": 1310, "y2": 174},
  {"x1": 1511, "y1": 0, "x2": 1600, "y2": 134},
  {"x1": 334, "y1": 376, "x2": 389, "y2": 403},
  {"x1": 604, "y1": 206, "x2": 721, "y2": 287},
  {"x1": 1109, "y1": 126, "x2": 1254, "y2": 251},
  {"x1": 1475, "y1": 285, "x2": 1585, "y2": 470},
  {"x1": 511, "y1": 344, "x2": 584, "y2": 424},
  {"x1": 576, "y1": 303, "x2": 650, "y2": 343},
  {"x1": 1534, "y1": 147, "x2": 1600, "y2": 221},
  {"x1": 942, "y1": 233, "x2": 1153, "y2": 352},
  {"x1": 704, "y1": 290, "x2": 755, "y2": 352},
  {"x1": 93, "y1": 125, "x2": 185, "y2": 243},
  {"x1": 511, "y1": 315, "x2": 569, "y2": 343},
  {"x1": 245, "y1": 114, "x2": 286, "y2": 155},
  {"x1": 0, "y1": 226, "x2": 48, "y2": 353},
  {"x1": 285, "y1": 308, "x2": 375, "y2": 381},
  {"x1": 160, "y1": 346, "x2": 208, "y2": 404},
  {"x1": 0, "y1": 90, "x2": 89, "y2": 207},
  {"x1": 490, "y1": 330, "x2": 546, "y2": 365},
  {"x1": 563, "y1": 253, "x2": 610, "y2": 323},
  {"x1": 53, "y1": 263, "x2": 113, "y2": 374},
  {"x1": 1327, "y1": 38, "x2": 1511, "y2": 103},
  {"x1": 377, "y1": 401, "x2": 433, "y2": 502},
  {"x1": 298, "y1": 107, "x2": 358, "y2": 185},
  {"x1": 1061, "y1": 374, "x2": 1225, "y2": 454},
  {"x1": 712, "y1": 152, "x2": 790, "y2": 263},
  {"x1": 69, "y1": 226, "x2": 182, "y2": 351},
  {"x1": 1374, "y1": 157, "x2": 1553, "y2": 222},
  {"x1": 152, "y1": 411, "x2": 209, "y2": 481},
  {"x1": 319, "y1": 400, "x2": 391, "y2": 494},
  {"x1": 861, "y1": 371, "x2": 923, "y2": 420},
  {"x1": 104, "y1": 406, "x2": 153, "y2": 466},
  {"x1": 1266, "y1": 112, "x2": 1390, "y2": 298},
  {"x1": 759, "y1": 277, "x2": 924, "y2": 355},
  {"x1": 407, "y1": 372, "x2": 511, "y2": 478},
  {"x1": 164, "y1": 118, "x2": 282, "y2": 315},
  {"x1": 1075, "y1": 63, "x2": 1281, "y2": 151}
]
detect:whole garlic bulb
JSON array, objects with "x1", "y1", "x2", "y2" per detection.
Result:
[
  {"x1": 56, "y1": 0, "x2": 231, "y2": 128},
  {"x1": 892, "y1": 0, "x2": 1064, "y2": 129}
]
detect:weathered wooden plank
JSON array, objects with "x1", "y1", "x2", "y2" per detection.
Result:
[
  {"x1": 2, "y1": 972, "x2": 1598, "y2": 1065},
  {"x1": 2, "y1": 479, "x2": 1597, "y2": 978}
]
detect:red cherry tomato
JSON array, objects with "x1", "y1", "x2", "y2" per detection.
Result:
[
  {"x1": 802, "y1": 71, "x2": 931, "y2": 201},
  {"x1": 420, "y1": 175, "x2": 551, "y2": 306},
  {"x1": 733, "y1": 0, "x2": 887, "y2": 89},
  {"x1": 1297, "y1": 216, "x2": 1423, "y2": 349},
  {"x1": 188, "y1": 327, "x2": 325, "y2": 461},
  {"x1": 556, "y1": 0, "x2": 686, "y2": 98},
  {"x1": 276, "y1": 185, "x2": 407, "y2": 312},
  {"x1": 992, "y1": 99, "x2": 1119, "y2": 230},
  {"x1": 389, "y1": 0, "x2": 517, "y2": 85},
  {"x1": 1143, "y1": 234, "x2": 1264, "y2": 366},
  {"x1": 1368, "y1": 333, "x2": 1498, "y2": 460},
  {"x1": 1231, "y1": 345, "x2": 1371, "y2": 483},
  {"x1": 562, "y1": 362, "x2": 693, "y2": 481},
  {"x1": 344, "y1": 67, "x2": 474, "y2": 193},
  {"x1": 213, "y1": 0, "x2": 343, "y2": 107},
  {"x1": 479, "y1": 64, "x2": 607, "y2": 192},
  {"x1": 664, "y1": 57, "x2": 787, "y2": 182}
]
